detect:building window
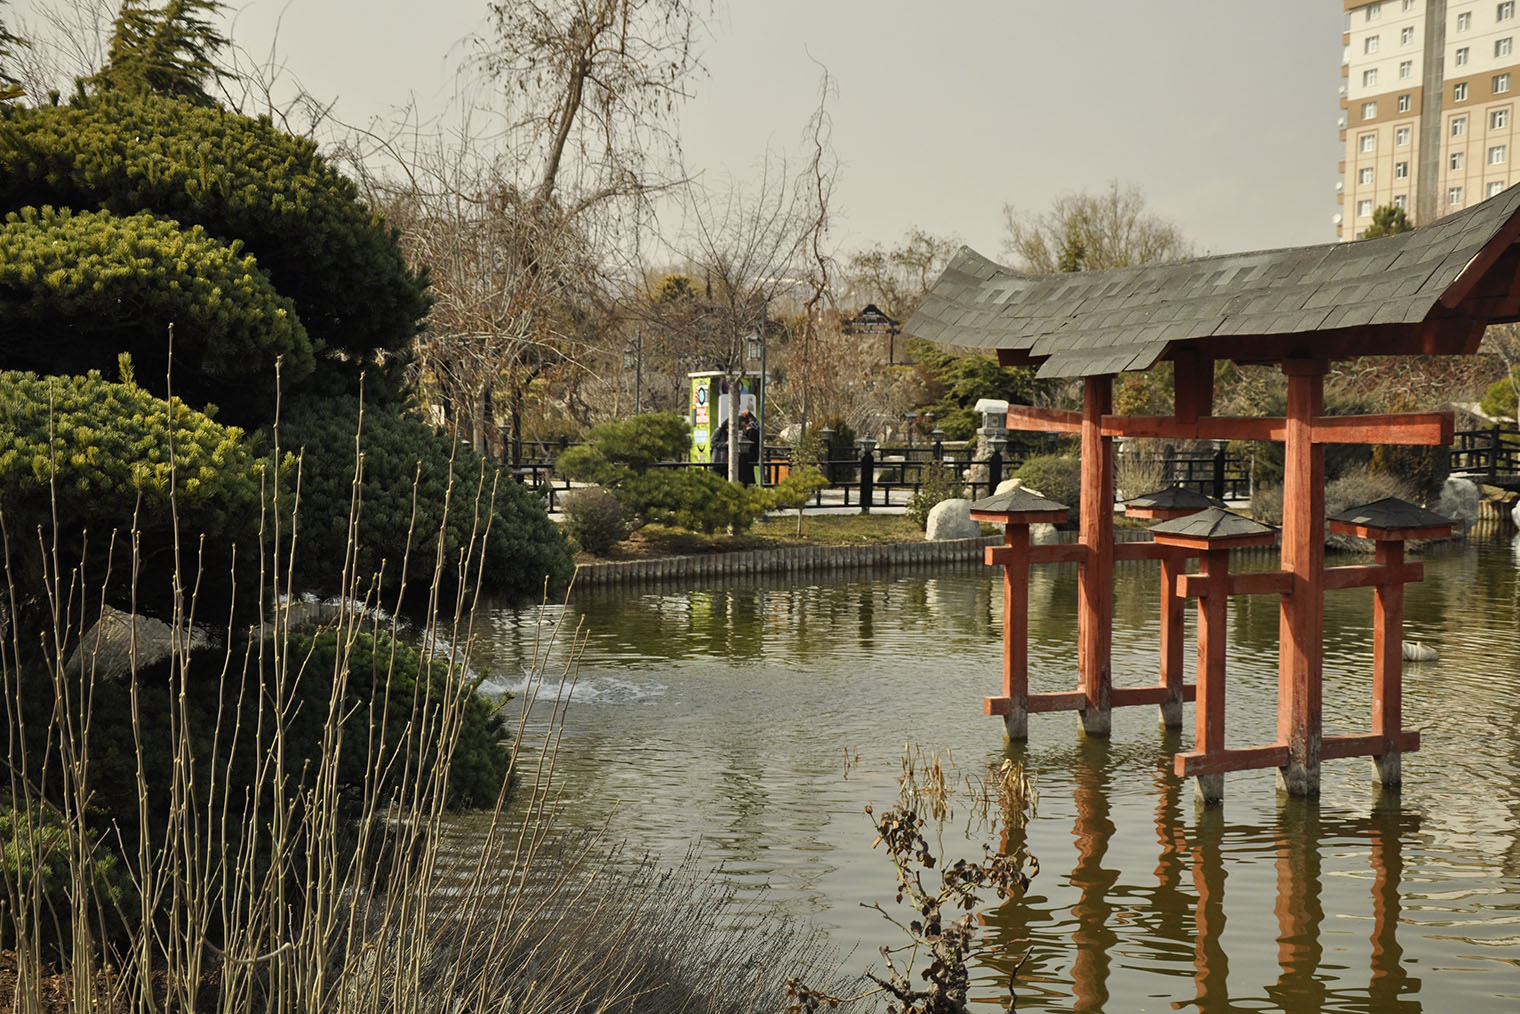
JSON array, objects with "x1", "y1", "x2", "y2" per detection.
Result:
[
  {"x1": 1450, "y1": 186, "x2": 1465, "y2": 205},
  {"x1": 1397, "y1": 125, "x2": 1413, "y2": 144},
  {"x1": 1490, "y1": 180, "x2": 1507, "y2": 196},
  {"x1": 1402, "y1": 25, "x2": 1416, "y2": 44},
  {"x1": 1363, "y1": 100, "x2": 1379, "y2": 119},
  {"x1": 1395, "y1": 160, "x2": 1410, "y2": 178},
  {"x1": 1361, "y1": 132, "x2": 1377, "y2": 152},
  {"x1": 1366, "y1": 35, "x2": 1381, "y2": 54},
  {"x1": 1501, "y1": 1, "x2": 1516, "y2": 21},
  {"x1": 1455, "y1": 81, "x2": 1469, "y2": 101},
  {"x1": 1365, "y1": 68, "x2": 1380, "y2": 87},
  {"x1": 1499, "y1": 37, "x2": 1515, "y2": 57},
  {"x1": 1393, "y1": 194, "x2": 1409, "y2": 209},
  {"x1": 1494, "y1": 107, "x2": 1511, "y2": 128},
  {"x1": 1400, "y1": 59, "x2": 1414, "y2": 78},
  {"x1": 1360, "y1": 166, "x2": 1376, "y2": 184},
  {"x1": 1404, "y1": 0, "x2": 1416, "y2": 9},
  {"x1": 1496, "y1": 73, "x2": 1512, "y2": 93},
  {"x1": 1454, "y1": 116, "x2": 1469, "y2": 135},
  {"x1": 1459, "y1": 11, "x2": 1473, "y2": 30},
  {"x1": 1452, "y1": 150, "x2": 1467, "y2": 169},
  {"x1": 1491, "y1": 144, "x2": 1508, "y2": 163},
  {"x1": 1456, "y1": 46, "x2": 1470, "y2": 66},
  {"x1": 1367, "y1": 1, "x2": 1383, "y2": 20},
  {"x1": 1358, "y1": 199, "x2": 1375, "y2": 217},
  {"x1": 1398, "y1": 93, "x2": 1412, "y2": 111}
]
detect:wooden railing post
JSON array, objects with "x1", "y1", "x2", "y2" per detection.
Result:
[{"x1": 1278, "y1": 359, "x2": 1328, "y2": 797}]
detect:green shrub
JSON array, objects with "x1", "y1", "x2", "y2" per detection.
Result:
[
  {"x1": 1, "y1": 800, "x2": 134, "y2": 958},
  {"x1": 278, "y1": 396, "x2": 573, "y2": 607},
  {"x1": 623, "y1": 468, "x2": 763, "y2": 535},
  {"x1": 0, "y1": 94, "x2": 430, "y2": 384},
  {"x1": 289, "y1": 627, "x2": 514, "y2": 811},
  {"x1": 1480, "y1": 370, "x2": 1518, "y2": 420},
  {"x1": 562, "y1": 486, "x2": 627, "y2": 556},
  {"x1": 906, "y1": 462, "x2": 965, "y2": 530},
  {"x1": 556, "y1": 412, "x2": 689, "y2": 487},
  {"x1": 1013, "y1": 454, "x2": 1082, "y2": 519},
  {"x1": 761, "y1": 465, "x2": 828, "y2": 513},
  {"x1": 0, "y1": 207, "x2": 314, "y2": 423},
  {"x1": 0, "y1": 367, "x2": 273, "y2": 668}
]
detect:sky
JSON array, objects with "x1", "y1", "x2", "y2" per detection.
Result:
[{"x1": 15, "y1": 0, "x2": 1349, "y2": 261}]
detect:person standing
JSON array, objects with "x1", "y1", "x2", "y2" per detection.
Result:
[
  {"x1": 737, "y1": 409, "x2": 759, "y2": 486},
  {"x1": 711, "y1": 419, "x2": 730, "y2": 477}
]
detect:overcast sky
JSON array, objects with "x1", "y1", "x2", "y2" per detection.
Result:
[{"x1": 18, "y1": 0, "x2": 1348, "y2": 261}]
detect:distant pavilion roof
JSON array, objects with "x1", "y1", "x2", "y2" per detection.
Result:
[{"x1": 904, "y1": 187, "x2": 1520, "y2": 378}]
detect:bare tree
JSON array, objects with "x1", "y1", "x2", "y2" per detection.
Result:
[
  {"x1": 1001, "y1": 180, "x2": 1192, "y2": 273},
  {"x1": 843, "y1": 228, "x2": 959, "y2": 323},
  {"x1": 794, "y1": 65, "x2": 838, "y2": 441},
  {"x1": 643, "y1": 156, "x2": 809, "y2": 480},
  {"x1": 6, "y1": 0, "x2": 116, "y2": 101},
  {"x1": 343, "y1": 0, "x2": 710, "y2": 462}
]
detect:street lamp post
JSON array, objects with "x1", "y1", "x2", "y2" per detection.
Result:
[
  {"x1": 746, "y1": 305, "x2": 768, "y2": 485},
  {"x1": 623, "y1": 330, "x2": 643, "y2": 414}
]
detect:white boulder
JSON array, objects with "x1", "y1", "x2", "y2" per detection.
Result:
[{"x1": 926, "y1": 498, "x2": 982, "y2": 541}]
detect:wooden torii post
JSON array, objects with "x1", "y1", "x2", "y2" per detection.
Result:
[
  {"x1": 1122, "y1": 485, "x2": 1228, "y2": 729},
  {"x1": 904, "y1": 187, "x2": 1520, "y2": 796}
]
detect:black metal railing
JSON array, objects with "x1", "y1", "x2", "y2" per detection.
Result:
[{"x1": 1451, "y1": 424, "x2": 1520, "y2": 481}]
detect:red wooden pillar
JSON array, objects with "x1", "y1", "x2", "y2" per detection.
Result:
[
  {"x1": 973, "y1": 488, "x2": 1070, "y2": 740},
  {"x1": 1159, "y1": 552, "x2": 1187, "y2": 727},
  {"x1": 1278, "y1": 359, "x2": 1327, "y2": 796},
  {"x1": 1078, "y1": 375, "x2": 1115, "y2": 736},
  {"x1": 1125, "y1": 486, "x2": 1223, "y2": 729},
  {"x1": 1193, "y1": 547, "x2": 1230, "y2": 803},
  {"x1": 1326, "y1": 497, "x2": 1450, "y2": 785},
  {"x1": 1371, "y1": 539, "x2": 1404, "y2": 785},
  {"x1": 998, "y1": 524, "x2": 1032, "y2": 739}
]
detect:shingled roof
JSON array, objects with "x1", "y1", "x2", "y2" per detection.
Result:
[{"x1": 904, "y1": 186, "x2": 1520, "y2": 378}]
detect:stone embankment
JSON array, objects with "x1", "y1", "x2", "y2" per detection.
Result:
[{"x1": 572, "y1": 535, "x2": 1000, "y2": 587}]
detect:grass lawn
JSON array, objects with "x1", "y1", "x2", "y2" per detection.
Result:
[{"x1": 571, "y1": 514, "x2": 973, "y2": 563}]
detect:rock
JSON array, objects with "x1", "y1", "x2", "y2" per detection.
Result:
[
  {"x1": 1434, "y1": 477, "x2": 1480, "y2": 536},
  {"x1": 1512, "y1": 499, "x2": 1520, "y2": 528},
  {"x1": 1030, "y1": 523, "x2": 1060, "y2": 544},
  {"x1": 995, "y1": 477, "x2": 1027, "y2": 495},
  {"x1": 926, "y1": 498, "x2": 982, "y2": 541},
  {"x1": 1402, "y1": 640, "x2": 1439, "y2": 662}
]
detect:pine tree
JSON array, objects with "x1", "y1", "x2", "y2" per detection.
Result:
[
  {"x1": 1360, "y1": 204, "x2": 1414, "y2": 239},
  {"x1": 87, "y1": 0, "x2": 230, "y2": 106}
]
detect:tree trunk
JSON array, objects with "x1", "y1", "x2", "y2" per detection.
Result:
[{"x1": 727, "y1": 377, "x2": 740, "y2": 483}]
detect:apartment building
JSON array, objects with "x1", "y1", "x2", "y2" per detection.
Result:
[{"x1": 1340, "y1": 0, "x2": 1520, "y2": 238}]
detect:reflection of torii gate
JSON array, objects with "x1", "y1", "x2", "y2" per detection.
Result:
[{"x1": 905, "y1": 189, "x2": 1520, "y2": 797}]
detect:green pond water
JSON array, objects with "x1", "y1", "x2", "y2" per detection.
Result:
[{"x1": 473, "y1": 530, "x2": 1520, "y2": 1013}]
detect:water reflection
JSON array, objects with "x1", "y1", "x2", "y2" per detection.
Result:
[{"x1": 984, "y1": 736, "x2": 1433, "y2": 1013}]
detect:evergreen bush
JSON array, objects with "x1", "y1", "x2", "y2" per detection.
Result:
[
  {"x1": 561, "y1": 486, "x2": 627, "y2": 556},
  {"x1": 279, "y1": 395, "x2": 572, "y2": 607},
  {"x1": 1013, "y1": 454, "x2": 1082, "y2": 520}
]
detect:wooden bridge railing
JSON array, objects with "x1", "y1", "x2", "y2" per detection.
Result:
[{"x1": 1450, "y1": 423, "x2": 1520, "y2": 481}]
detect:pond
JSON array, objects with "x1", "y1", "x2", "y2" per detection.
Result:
[{"x1": 474, "y1": 530, "x2": 1520, "y2": 1013}]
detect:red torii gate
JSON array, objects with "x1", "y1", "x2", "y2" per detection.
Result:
[{"x1": 905, "y1": 189, "x2": 1520, "y2": 797}]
